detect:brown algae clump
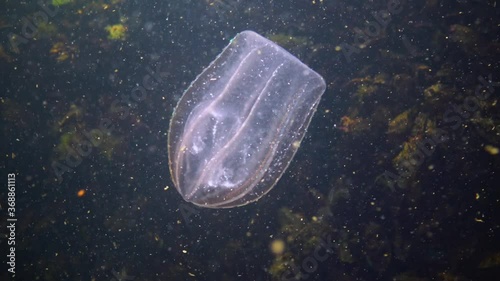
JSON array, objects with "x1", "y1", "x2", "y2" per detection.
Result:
[{"x1": 105, "y1": 24, "x2": 127, "y2": 40}]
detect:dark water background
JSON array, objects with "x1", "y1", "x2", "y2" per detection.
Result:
[{"x1": 1, "y1": 0, "x2": 499, "y2": 280}]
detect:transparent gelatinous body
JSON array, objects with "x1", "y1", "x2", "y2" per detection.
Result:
[{"x1": 168, "y1": 30, "x2": 326, "y2": 208}]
